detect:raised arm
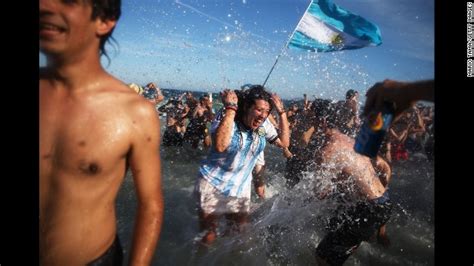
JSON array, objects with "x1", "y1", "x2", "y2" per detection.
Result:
[
  {"x1": 412, "y1": 107, "x2": 426, "y2": 133},
  {"x1": 270, "y1": 93, "x2": 290, "y2": 148},
  {"x1": 191, "y1": 104, "x2": 200, "y2": 118},
  {"x1": 214, "y1": 89, "x2": 238, "y2": 152},
  {"x1": 128, "y1": 103, "x2": 164, "y2": 266},
  {"x1": 389, "y1": 127, "x2": 408, "y2": 143},
  {"x1": 363, "y1": 79, "x2": 434, "y2": 118},
  {"x1": 205, "y1": 98, "x2": 215, "y2": 121},
  {"x1": 300, "y1": 126, "x2": 316, "y2": 147},
  {"x1": 373, "y1": 156, "x2": 392, "y2": 187},
  {"x1": 268, "y1": 113, "x2": 279, "y2": 129}
]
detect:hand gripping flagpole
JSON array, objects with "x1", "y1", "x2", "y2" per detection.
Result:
[{"x1": 262, "y1": 0, "x2": 313, "y2": 87}]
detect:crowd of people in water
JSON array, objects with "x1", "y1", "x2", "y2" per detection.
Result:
[
  {"x1": 128, "y1": 82, "x2": 215, "y2": 149},
  {"x1": 129, "y1": 81, "x2": 434, "y2": 166},
  {"x1": 125, "y1": 81, "x2": 435, "y2": 265}
]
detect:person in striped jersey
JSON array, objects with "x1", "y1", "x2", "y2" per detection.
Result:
[{"x1": 195, "y1": 85, "x2": 290, "y2": 246}]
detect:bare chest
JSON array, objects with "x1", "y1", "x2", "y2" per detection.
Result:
[{"x1": 40, "y1": 97, "x2": 131, "y2": 178}]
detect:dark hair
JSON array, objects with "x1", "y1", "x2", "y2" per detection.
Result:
[
  {"x1": 311, "y1": 99, "x2": 332, "y2": 120},
  {"x1": 345, "y1": 89, "x2": 358, "y2": 99},
  {"x1": 311, "y1": 98, "x2": 344, "y2": 130},
  {"x1": 90, "y1": 0, "x2": 122, "y2": 62},
  {"x1": 146, "y1": 82, "x2": 156, "y2": 88},
  {"x1": 235, "y1": 85, "x2": 273, "y2": 124}
]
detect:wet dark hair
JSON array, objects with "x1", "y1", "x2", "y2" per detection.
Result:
[
  {"x1": 235, "y1": 85, "x2": 273, "y2": 125},
  {"x1": 90, "y1": 0, "x2": 122, "y2": 62},
  {"x1": 345, "y1": 89, "x2": 358, "y2": 99},
  {"x1": 311, "y1": 98, "x2": 345, "y2": 130}
]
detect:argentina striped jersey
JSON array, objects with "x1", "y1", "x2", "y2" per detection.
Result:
[{"x1": 198, "y1": 109, "x2": 278, "y2": 198}]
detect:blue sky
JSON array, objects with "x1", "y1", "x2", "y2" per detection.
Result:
[{"x1": 40, "y1": 0, "x2": 434, "y2": 101}]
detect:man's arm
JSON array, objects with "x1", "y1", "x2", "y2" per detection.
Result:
[
  {"x1": 128, "y1": 103, "x2": 164, "y2": 266},
  {"x1": 303, "y1": 94, "x2": 310, "y2": 111},
  {"x1": 389, "y1": 128, "x2": 408, "y2": 143},
  {"x1": 270, "y1": 93, "x2": 290, "y2": 148},
  {"x1": 155, "y1": 86, "x2": 164, "y2": 104},
  {"x1": 205, "y1": 98, "x2": 215, "y2": 121},
  {"x1": 282, "y1": 146, "x2": 293, "y2": 159},
  {"x1": 214, "y1": 89, "x2": 238, "y2": 152},
  {"x1": 268, "y1": 113, "x2": 279, "y2": 129},
  {"x1": 412, "y1": 108, "x2": 426, "y2": 133},
  {"x1": 299, "y1": 126, "x2": 315, "y2": 147},
  {"x1": 181, "y1": 105, "x2": 190, "y2": 119},
  {"x1": 252, "y1": 164, "x2": 266, "y2": 199},
  {"x1": 373, "y1": 156, "x2": 391, "y2": 187},
  {"x1": 363, "y1": 79, "x2": 434, "y2": 118},
  {"x1": 192, "y1": 104, "x2": 200, "y2": 118}
]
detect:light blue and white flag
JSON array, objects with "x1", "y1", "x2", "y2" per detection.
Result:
[{"x1": 288, "y1": 0, "x2": 382, "y2": 52}]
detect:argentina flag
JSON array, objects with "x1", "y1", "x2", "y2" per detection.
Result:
[{"x1": 288, "y1": 0, "x2": 382, "y2": 52}]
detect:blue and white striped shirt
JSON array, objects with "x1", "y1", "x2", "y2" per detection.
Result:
[{"x1": 198, "y1": 109, "x2": 278, "y2": 197}]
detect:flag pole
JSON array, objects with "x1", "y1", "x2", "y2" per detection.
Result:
[{"x1": 262, "y1": 0, "x2": 313, "y2": 87}]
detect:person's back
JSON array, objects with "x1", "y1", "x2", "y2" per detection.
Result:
[
  {"x1": 40, "y1": 0, "x2": 163, "y2": 265},
  {"x1": 318, "y1": 129, "x2": 386, "y2": 200},
  {"x1": 314, "y1": 129, "x2": 392, "y2": 265},
  {"x1": 309, "y1": 100, "x2": 392, "y2": 265}
]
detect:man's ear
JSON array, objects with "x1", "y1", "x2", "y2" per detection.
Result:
[{"x1": 96, "y1": 18, "x2": 117, "y2": 36}]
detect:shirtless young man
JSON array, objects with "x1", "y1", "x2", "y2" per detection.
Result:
[
  {"x1": 40, "y1": 0, "x2": 163, "y2": 265},
  {"x1": 308, "y1": 100, "x2": 392, "y2": 266}
]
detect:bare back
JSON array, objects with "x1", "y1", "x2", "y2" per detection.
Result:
[
  {"x1": 319, "y1": 129, "x2": 386, "y2": 200},
  {"x1": 40, "y1": 72, "x2": 159, "y2": 265}
]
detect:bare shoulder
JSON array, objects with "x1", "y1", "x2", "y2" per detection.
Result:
[
  {"x1": 89, "y1": 75, "x2": 160, "y2": 133},
  {"x1": 107, "y1": 78, "x2": 159, "y2": 124}
]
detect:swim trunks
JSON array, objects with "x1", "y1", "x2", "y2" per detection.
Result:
[
  {"x1": 315, "y1": 191, "x2": 392, "y2": 266},
  {"x1": 195, "y1": 177, "x2": 250, "y2": 214},
  {"x1": 391, "y1": 143, "x2": 408, "y2": 161}
]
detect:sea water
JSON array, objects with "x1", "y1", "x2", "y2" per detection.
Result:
[{"x1": 115, "y1": 118, "x2": 434, "y2": 266}]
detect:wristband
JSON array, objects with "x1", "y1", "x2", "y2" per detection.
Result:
[
  {"x1": 224, "y1": 102, "x2": 238, "y2": 109},
  {"x1": 225, "y1": 106, "x2": 238, "y2": 112},
  {"x1": 278, "y1": 109, "x2": 286, "y2": 115}
]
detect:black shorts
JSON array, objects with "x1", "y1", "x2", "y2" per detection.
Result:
[
  {"x1": 87, "y1": 235, "x2": 123, "y2": 266},
  {"x1": 315, "y1": 193, "x2": 392, "y2": 266}
]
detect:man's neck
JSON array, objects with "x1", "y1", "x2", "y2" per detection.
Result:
[{"x1": 42, "y1": 53, "x2": 106, "y2": 91}]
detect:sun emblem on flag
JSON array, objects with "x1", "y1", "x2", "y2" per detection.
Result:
[
  {"x1": 257, "y1": 126, "x2": 266, "y2": 137},
  {"x1": 331, "y1": 34, "x2": 344, "y2": 46}
]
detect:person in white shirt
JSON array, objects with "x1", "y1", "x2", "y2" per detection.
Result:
[{"x1": 195, "y1": 85, "x2": 289, "y2": 246}]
